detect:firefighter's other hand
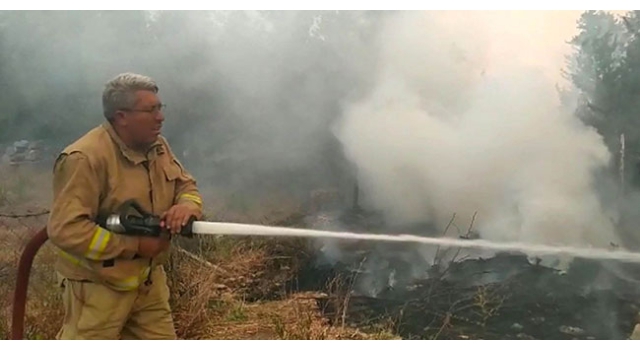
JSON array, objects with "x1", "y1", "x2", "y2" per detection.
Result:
[
  {"x1": 138, "y1": 236, "x2": 170, "y2": 258},
  {"x1": 161, "y1": 203, "x2": 200, "y2": 235}
]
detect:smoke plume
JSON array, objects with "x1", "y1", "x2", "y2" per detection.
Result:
[{"x1": 333, "y1": 11, "x2": 617, "y2": 251}]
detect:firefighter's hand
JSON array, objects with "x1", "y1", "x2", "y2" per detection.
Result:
[
  {"x1": 161, "y1": 203, "x2": 200, "y2": 235},
  {"x1": 137, "y1": 236, "x2": 170, "y2": 258}
]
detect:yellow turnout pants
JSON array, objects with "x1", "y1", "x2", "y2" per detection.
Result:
[{"x1": 56, "y1": 266, "x2": 177, "y2": 340}]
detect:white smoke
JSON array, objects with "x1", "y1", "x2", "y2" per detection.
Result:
[{"x1": 333, "y1": 11, "x2": 618, "y2": 251}]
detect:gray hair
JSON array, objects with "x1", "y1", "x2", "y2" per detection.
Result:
[{"x1": 102, "y1": 72, "x2": 159, "y2": 121}]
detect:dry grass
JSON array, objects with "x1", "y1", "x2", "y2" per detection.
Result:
[
  {"x1": 0, "y1": 166, "x2": 401, "y2": 340},
  {"x1": 221, "y1": 292, "x2": 396, "y2": 340},
  {"x1": 0, "y1": 163, "x2": 53, "y2": 209},
  {"x1": 0, "y1": 219, "x2": 62, "y2": 340}
]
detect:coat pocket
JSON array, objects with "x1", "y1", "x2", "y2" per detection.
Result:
[{"x1": 163, "y1": 160, "x2": 182, "y2": 181}]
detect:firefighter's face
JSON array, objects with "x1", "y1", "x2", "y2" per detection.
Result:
[{"x1": 117, "y1": 90, "x2": 165, "y2": 149}]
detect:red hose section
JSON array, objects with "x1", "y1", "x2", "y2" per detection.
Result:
[{"x1": 10, "y1": 226, "x2": 48, "y2": 340}]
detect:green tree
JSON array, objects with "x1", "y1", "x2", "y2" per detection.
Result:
[{"x1": 564, "y1": 10, "x2": 640, "y2": 186}]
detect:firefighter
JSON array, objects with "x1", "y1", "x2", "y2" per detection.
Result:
[{"x1": 47, "y1": 72, "x2": 203, "y2": 339}]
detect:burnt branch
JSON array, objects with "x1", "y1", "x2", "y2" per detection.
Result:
[
  {"x1": 442, "y1": 213, "x2": 456, "y2": 236},
  {"x1": 461, "y1": 211, "x2": 478, "y2": 239},
  {"x1": 433, "y1": 213, "x2": 457, "y2": 266}
]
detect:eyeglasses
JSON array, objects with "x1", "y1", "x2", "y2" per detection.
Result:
[{"x1": 120, "y1": 103, "x2": 166, "y2": 114}]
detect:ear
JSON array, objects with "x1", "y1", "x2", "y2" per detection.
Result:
[{"x1": 113, "y1": 110, "x2": 128, "y2": 126}]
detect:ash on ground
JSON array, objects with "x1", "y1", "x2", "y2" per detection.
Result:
[{"x1": 294, "y1": 209, "x2": 640, "y2": 340}]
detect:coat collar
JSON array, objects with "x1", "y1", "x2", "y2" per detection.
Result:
[{"x1": 102, "y1": 122, "x2": 164, "y2": 165}]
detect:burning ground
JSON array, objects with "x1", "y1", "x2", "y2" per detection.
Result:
[{"x1": 292, "y1": 207, "x2": 640, "y2": 340}]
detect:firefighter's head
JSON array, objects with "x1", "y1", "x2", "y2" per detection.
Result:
[{"x1": 102, "y1": 72, "x2": 165, "y2": 150}]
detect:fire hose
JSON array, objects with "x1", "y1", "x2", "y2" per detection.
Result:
[
  {"x1": 11, "y1": 226, "x2": 48, "y2": 340},
  {"x1": 12, "y1": 199, "x2": 640, "y2": 339}
]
